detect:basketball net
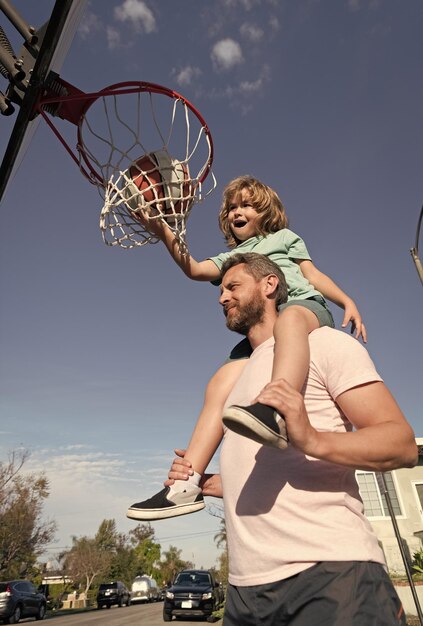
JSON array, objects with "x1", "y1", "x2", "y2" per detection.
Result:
[
  {"x1": 90, "y1": 90, "x2": 216, "y2": 251},
  {"x1": 36, "y1": 80, "x2": 216, "y2": 253}
]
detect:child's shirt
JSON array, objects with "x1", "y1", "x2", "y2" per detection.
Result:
[{"x1": 209, "y1": 229, "x2": 322, "y2": 300}]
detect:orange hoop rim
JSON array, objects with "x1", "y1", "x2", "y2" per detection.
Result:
[{"x1": 36, "y1": 79, "x2": 214, "y2": 187}]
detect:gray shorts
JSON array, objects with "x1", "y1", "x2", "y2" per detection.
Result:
[
  {"x1": 226, "y1": 296, "x2": 334, "y2": 362},
  {"x1": 279, "y1": 295, "x2": 334, "y2": 329},
  {"x1": 223, "y1": 561, "x2": 406, "y2": 626}
]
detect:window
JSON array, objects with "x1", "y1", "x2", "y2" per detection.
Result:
[
  {"x1": 356, "y1": 472, "x2": 401, "y2": 518},
  {"x1": 413, "y1": 482, "x2": 423, "y2": 518}
]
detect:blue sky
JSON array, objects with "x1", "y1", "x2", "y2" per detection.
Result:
[{"x1": 0, "y1": 0, "x2": 422, "y2": 569}]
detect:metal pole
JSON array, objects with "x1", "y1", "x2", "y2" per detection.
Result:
[
  {"x1": 376, "y1": 472, "x2": 423, "y2": 624},
  {"x1": 410, "y1": 248, "x2": 423, "y2": 286},
  {"x1": 0, "y1": 0, "x2": 38, "y2": 45},
  {"x1": 410, "y1": 204, "x2": 423, "y2": 286}
]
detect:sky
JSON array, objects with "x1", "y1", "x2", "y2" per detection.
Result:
[{"x1": 0, "y1": 0, "x2": 422, "y2": 570}]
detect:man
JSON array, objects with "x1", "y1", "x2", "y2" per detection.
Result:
[{"x1": 167, "y1": 252, "x2": 417, "y2": 626}]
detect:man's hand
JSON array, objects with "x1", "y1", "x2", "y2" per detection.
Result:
[
  {"x1": 164, "y1": 449, "x2": 193, "y2": 484},
  {"x1": 255, "y1": 379, "x2": 319, "y2": 456},
  {"x1": 200, "y1": 473, "x2": 223, "y2": 498},
  {"x1": 164, "y1": 449, "x2": 223, "y2": 498},
  {"x1": 257, "y1": 378, "x2": 417, "y2": 471}
]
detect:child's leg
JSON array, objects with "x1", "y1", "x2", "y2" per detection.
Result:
[
  {"x1": 271, "y1": 306, "x2": 320, "y2": 390},
  {"x1": 126, "y1": 359, "x2": 247, "y2": 520},
  {"x1": 222, "y1": 302, "x2": 330, "y2": 449}
]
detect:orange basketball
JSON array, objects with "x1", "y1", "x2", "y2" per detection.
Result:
[
  {"x1": 123, "y1": 150, "x2": 193, "y2": 219},
  {"x1": 129, "y1": 154, "x2": 164, "y2": 205}
]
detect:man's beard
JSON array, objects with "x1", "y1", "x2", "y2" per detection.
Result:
[{"x1": 224, "y1": 292, "x2": 265, "y2": 335}]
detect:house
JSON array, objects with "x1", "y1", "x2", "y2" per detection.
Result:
[{"x1": 356, "y1": 437, "x2": 423, "y2": 574}]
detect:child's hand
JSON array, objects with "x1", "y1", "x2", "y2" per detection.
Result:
[
  {"x1": 342, "y1": 300, "x2": 367, "y2": 343},
  {"x1": 130, "y1": 207, "x2": 169, "y2": 239}
]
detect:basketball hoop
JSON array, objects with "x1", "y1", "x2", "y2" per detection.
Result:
[{"x1": 34, "y1": 78, "x2": 216, "y2": 251}]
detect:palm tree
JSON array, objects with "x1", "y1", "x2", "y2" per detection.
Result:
[{"x1": 214, "y1": 518, "x2": 227, "y2": 550}]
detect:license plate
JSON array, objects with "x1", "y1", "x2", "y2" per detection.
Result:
[{"x1": 181, "y1": 601, "x2": 192, "y2": 608}]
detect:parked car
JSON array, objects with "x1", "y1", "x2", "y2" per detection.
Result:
[
  {"x1": 96, "y1": 581, "x2": 130, "y2": 609},
  {"x1": 130, "y1": 575, "x2": 159, "y2": 603},
  {"x1": 163, "y1": 569, "x2": 222, "y2": 622},
  {"x1": 0, "y1": 580, "x2": 47, "y2": 623}
]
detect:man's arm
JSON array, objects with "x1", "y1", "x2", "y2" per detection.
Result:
[{"x1": 256, "y1": 379, "x2": 418, "y2": 472}]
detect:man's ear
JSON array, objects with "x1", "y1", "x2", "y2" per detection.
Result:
[{"x1": 263, "y1": 274, "x2": 279, "y2": 299}]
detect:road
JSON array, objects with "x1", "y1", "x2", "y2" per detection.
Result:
[{"x1": 42, "y1": 602, "x2": 220, "y2": 625}]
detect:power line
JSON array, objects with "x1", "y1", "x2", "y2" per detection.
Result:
[
  {"x1": 156, "y1": 530, "x2": 217, "y2": 542},
  {"x1": 42, "y1": 529, "x2": 218, "y2": 552}
]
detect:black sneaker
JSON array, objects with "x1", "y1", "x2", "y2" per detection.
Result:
[
  {"x1": 222, "y1": 402, "x2": 288, "y2": 449},
  {"x1": 126, "y1": 486, "x2": 205, "y2": 521}
]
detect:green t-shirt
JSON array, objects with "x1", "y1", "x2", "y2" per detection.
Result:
[{"x1": 209, "y1": 229, "x2": 322, "y2": 301}]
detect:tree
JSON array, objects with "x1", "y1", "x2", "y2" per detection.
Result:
[
  {"x1": 133, "y1": 537, "x2": 161, "y2": 577},
  {"x1": 128, "y1": 523, "x2": 155, "y2": 545},
  {"x1": 214, "y1": 518, "x2": 227, "y2": 550},
  {"x1": 0, "y1": 450, "x2": 56, "y2": 579},
  {"x1": 159, "y1": 546, "x2": 191, "y2": 585},
  {"x1": 210, "y1": 504, "x2": 228, "y2": 586},
  {"x1": 61, "y1": 535, "x2": 111, "y2": 595},
  {"x1": 95, "y1": 519, "x2": 118, "y2": 552},
  {"x1": 60, "y1": 520, "x2": 163, "y2": 592}
]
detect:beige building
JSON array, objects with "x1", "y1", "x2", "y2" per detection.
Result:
[{"x1": 356, "y1": 438, "x2": 423, "y2": 574}]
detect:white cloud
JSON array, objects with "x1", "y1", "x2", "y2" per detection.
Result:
[
  {"x1": 220, "y1": 0, "x2": 260, "y2": 9},
  {"x1": 240, "y1": 22, "x2": 264, "y2": 43},
  {"x1": 347, "y1": 0, "x2": 381, "y2": 11},
  {"x1": 239, "y1": 64, "x2": 270, "y2": 94},
  {"x1": 106, "y1": 26, "x2": 121, "y2": 49},
  {"x1": 172, "y1": 65, "x2": 203, "y2": 87},
  {"x1": 20, "y1": 445, "x2": 221, "y2": 567},
  {"x1": 114, "y1": 0, "x2": 157, "y2": 33},
  {"x1": 347, "y1": 0, "x2": 360, "y2": 11},
  {"x1": 211, "y1": 39, "x2": 244, "y2": 72},
  {"x1": 207, "y1": 64, "x2": 271, "y2": 114},
  {"x1": 78, "y1": 11, "x2": 102, "y2": 39},
  {"x1": 269, "y1": 15, "x2": 280, "y2": 32}
]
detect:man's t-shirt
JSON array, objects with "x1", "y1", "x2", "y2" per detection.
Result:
[{"x1": 220, "y1": 327, "x2": 386, "y2": 587}]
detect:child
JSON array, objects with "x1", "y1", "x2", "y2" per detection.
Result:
[{"x1": 126, "y1": 175, "x2": 366, "y2": 520}]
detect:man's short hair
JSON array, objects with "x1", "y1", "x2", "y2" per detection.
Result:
[{"x1": 220, "y1": 253, "x2": 288, "y2": 307}]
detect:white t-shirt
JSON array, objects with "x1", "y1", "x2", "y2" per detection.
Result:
[{"x1": 220, "y1": 327, "x2": 386, "y2": 587}]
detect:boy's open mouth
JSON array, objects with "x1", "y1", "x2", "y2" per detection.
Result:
[{"x1": 233, "y1": 219, "x2": 247, "y2": 228}]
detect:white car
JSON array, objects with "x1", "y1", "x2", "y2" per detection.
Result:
[{"x1": 130, "y1": 576, "x2": 159, "y2": 603}]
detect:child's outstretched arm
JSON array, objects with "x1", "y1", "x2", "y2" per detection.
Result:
[
  {"x1": 135, "y1": 212, "x2": 220, "y2": 281},
  {"x1": 297, "y1": 260, "x2": 367, "y2": 342}
]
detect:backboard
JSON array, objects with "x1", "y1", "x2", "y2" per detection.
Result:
[{"x1": 0, "y1": 0, "x2": 87, "y2": 202}]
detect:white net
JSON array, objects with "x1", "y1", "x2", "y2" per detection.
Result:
[{"x1": 75, "y1": 84, "x2": 216, "y2": 251}]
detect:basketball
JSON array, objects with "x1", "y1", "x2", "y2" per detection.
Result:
[{"x1": 122, "y1": 149, "x2": 193, "y2": 220}]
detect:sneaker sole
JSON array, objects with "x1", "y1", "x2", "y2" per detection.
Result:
[
  {"x1": 223, "y1": 407, "x2": 288, "y2": 450},
  {"x1": 126, "y1": 499, "x2": 205, "y2": 521}
]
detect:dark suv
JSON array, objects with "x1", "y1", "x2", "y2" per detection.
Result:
[
  {"x1": 163, "y1": 569, "x2": 222, "y2": 622},
  {"x1": 0, "y1": 580, "x2": 47, "y2": 623},
  {"x1": 96, "y1": 581, "x2": 130, "y2": 609}
]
